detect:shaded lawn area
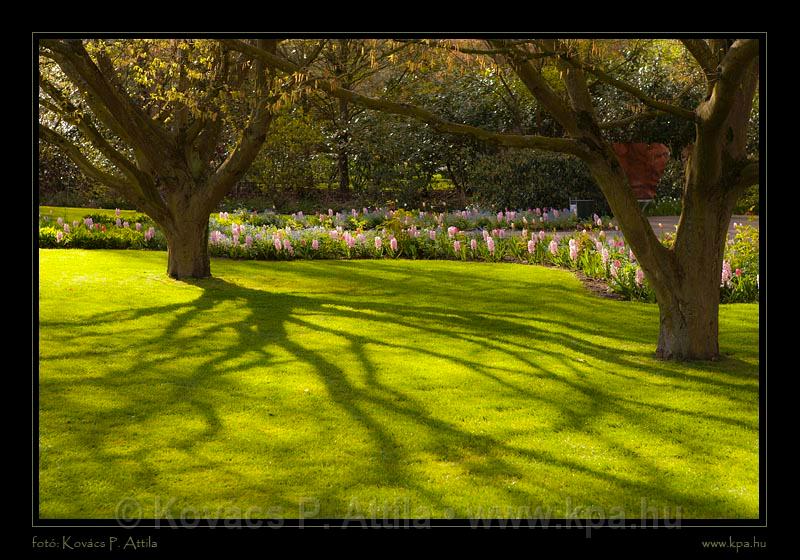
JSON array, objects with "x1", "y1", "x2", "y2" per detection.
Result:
[{"x1": 38, "y1": 250, "x2": 759, "y2": 519}]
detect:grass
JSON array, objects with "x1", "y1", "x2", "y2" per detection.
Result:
[
  {"x1": 38, "y1": 250, "x2": 759, "y2": 520},
  {"x1": 39, "y1": 206, "x2": 140, "y2": 224}
]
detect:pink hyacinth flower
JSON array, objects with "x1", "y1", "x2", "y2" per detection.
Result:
[
  {"x1": 123, "y1": 221, "x2": 129, "y2": 228},
  {"x1": 721, "y1": 260, "x2": 732, "y2": 287},
  {"x1": 629, "y1": 248, "x2": 636, "y2": 262},
  {"x1": 735, "y1": 268, "x2": 742, "y2": 277},
  {"x1": 274, "y1": 237, "x2": 282, "y2": 251},
  {"x1": 63, "y1": 224, "x2": 70, "y2": 233},
  {"x1": 57, "y1": 217, "x2": 63, "y2": 226},
  {"x1": 375, "y1": 236, "x2": 382, "y2": 249},
  {"x1": 601, "y1": 247, "x2": 609, "y2": 266},
  {"x1": 486, "y1": 237, "x2": 495, "y2": 254},
  {"x1": 447, "y1": 226, "x2": 458, "y2": 238},
  {"x1": 135, "y1": 223, "x2": 142, "y2": 231},
  {"x1": 470, "y1": 238, "x2": 477, "y2": 251},
  {"x1": 245, "y1": 235, "x2": 253, "y2": 248},
  {"x1": 115, "y1": 218, "x2": 122, "y2": 228},
  {"x1": 453, "y1": 240, "x2": 461, "y2": 253},
  {"x1": 497, "y1": 211, "x2": 504, "y2": 222},
  {"x1": 498, "y1": 229, "x2": 506, "y2": 239},
  {"x1": 527, "y1": 239, "x2": 536, "y2": 254},
  {"x1": 390, "y1": 237, "x2": 398, "y2": 252},
  {"x1": 610, "y1": 259, "x2": 621, "y2": 279},
  {"x1": 635, "y1": 267, "x2": 645, "y2": 286},
  {"x1": 56, "y1": 231, "x2": 64, "y2": 243},
  {"x1": 549, "y1": 239, "x2": 558, "y2": 256},
  {"x1": 312, "y1": 238, "x2": 319, "y2": 250},
  {"x1": 568, "y1": 239, "x2": 578, "y2": 261},
  {"x1": 115, "y1": 208, "x2": 121, "y2": 217}
]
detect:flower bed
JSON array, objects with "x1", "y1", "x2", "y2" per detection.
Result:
[{"x1": 38, "y1": 207, "x2": 759, "y2": 303}]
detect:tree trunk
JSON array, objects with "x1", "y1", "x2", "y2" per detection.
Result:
[
  {"x1": 655, "y1": 279, "x2": 720, "y2": 360},
  {"x1": 652, "y1": 176, "x2": 736, "y2": 360},
  {"x1": 165, "y1": 216, "x2": 211, "y2": 279}
]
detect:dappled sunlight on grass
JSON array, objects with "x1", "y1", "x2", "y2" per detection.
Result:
[{"x1": 38, "y1": 250, "x2": 759, "y2": 519}]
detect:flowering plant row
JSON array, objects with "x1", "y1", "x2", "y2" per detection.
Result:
[{"x1": 39, "y1": 208, "x2": 759, "y2": 303}]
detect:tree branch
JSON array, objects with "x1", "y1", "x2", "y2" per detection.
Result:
[
  {"x1": 40, "y1": 40, "x2": 178, "y2": 174},
  {"x1": 599, "y1": 110, "x2": 659, "y2": 129},
  {"x1": 570, "y1": 58, "x2": 698, "y2": 122},
  {"x1": 222, "y1": 39, "x2": 589, "y2": 158},
  {"x1": 680, "y1": 39, "x2": 717, "y2": 79},
  {"x1": 700, "y1": 39, "x2": 759, "y2": 129},
  {"x1": 39, "y1": 74, "x2": 145, "y2": 185},
  {"x1": 39, "y1": 124, "x2": 129, "y2": 193},
  {"x1": 488, "y1": 39, "x2": 581, "y2": 135}
]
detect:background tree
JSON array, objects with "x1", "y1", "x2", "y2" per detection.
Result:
[
  {"x1": 228, "y1": 37, "x2": 760, "y2": 360},
  {"x1": 38, "y1": 38, "x2": 279, "y2": 278}
]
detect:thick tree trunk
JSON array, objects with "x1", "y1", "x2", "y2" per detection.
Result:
[
  {"x1": 652, "y1": 178, "x2": 736, "y2": 360},
  {"x1": 165, "y1": 216, "x2": 211, "y2": 279},
  {"x1": 655, "y1": 280, "x2": 720, "y2": 360}
]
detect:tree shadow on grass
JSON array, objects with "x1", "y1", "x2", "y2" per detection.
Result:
[{"x1": 38, "y1": 263, "x2": 759, "y2": 518}]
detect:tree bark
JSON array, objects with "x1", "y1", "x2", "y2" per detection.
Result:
[{"x1": 164, "y1": 214, "x2": 211, "y2": 279}]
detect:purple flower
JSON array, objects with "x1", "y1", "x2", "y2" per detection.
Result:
[
  {"x1": 375, "y1": 236, "x2": 382, "y2": 249},
  {"x1": 553, "y1": 209, "x2": 560, "y2": 218},
  {"x1": 429, "y1": 230, "x2": 436, "y2": 241},
  {"x1": 63, "y1": 224, "x2": 70, "y2": 233},
  {"x1": 115, "y1": 208, "x2": 121, "y2": 217},
  {"x1": 549, "y1": 239, "x2": 558, "y2": 256},
  {"x1": 527, "y1": 239, "x2": 536, "y2": 254},
  {"x1": 453, "y1": 240, "x2": 461, "y2": 253},
  {"x1": 123, "y1": 221, "x2": 129, "y2": 228},
  {"x1": 57, "y1": 217, "x2": 63, "y2": 226},
  {"x1": 144, "y1": 227, "x2": 155, "y2": 241},
  {"x1": 497, "y1": 211, "x2": 504, "y2": 222},
  {"x1": 328, "y1": 208, "x2": 334, "y2": 216},
  {"x1": 56, "y1": 231, "x2": 64, "y2": 243},
  {"x1": 538, "y1": 230, "x2": 546, "y2": 241},
  {"x1": 498, "y1": 229, "x2": 506, "y2": 239},
  {"x1": 390, "y1": 237, "x2": 398, "y2": 252},
  {"x1": 84, "y1": 217, "x2": 93, "y2": 228},
  {"x1": 135, "y1": 223, "x2": 142, "y2": 231},
  {"x1": 72, "y1": 220, "x2": 79, "y2": 228},
  {"x1": 595, "y1": 241, "x2": 603, "y2": 253},
  {"x1": 312, "y1": 238, "x2": 320, "y2": 250},
  {"x1": 115, "y1": 218, "x2": 122, "y2": 228},
  {"x1": 470, "y1": 239, "x2": 477, "y2": 252},
  {"x1": 245, "y1": 235, "x2": 253, "y2": 248}
]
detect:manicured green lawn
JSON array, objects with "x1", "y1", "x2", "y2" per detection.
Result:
[
  {"x1": 38, "y1": 250, "x2": 759, "y2": 519},
  {"x1": 39, "y1": 206, "x2": 140, "y2": 224}
]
